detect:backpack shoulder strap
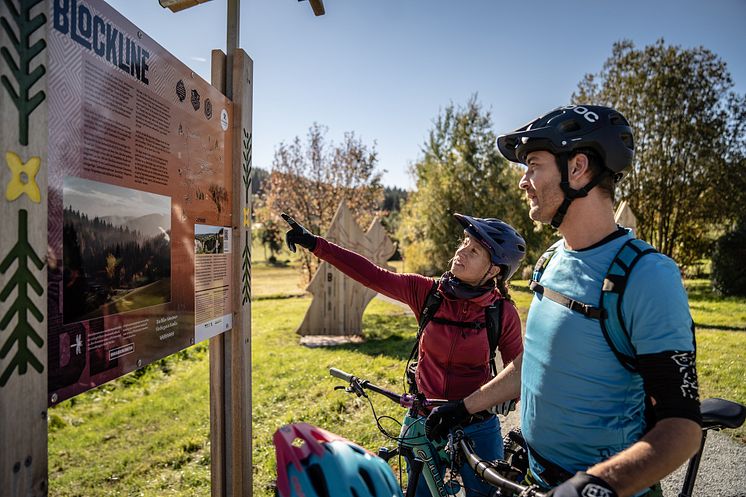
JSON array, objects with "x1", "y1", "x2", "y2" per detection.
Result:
[
  {"x1": 599, "y1": 238, "x2": 658, "y2": 372},
  {"x1": 529, "y1": 241, "x2": 605, "y2": 320},
  {"x1": 418, "y1": 279, "x2": 443, "y2": 332},
  {"x1": 484, "y1": 299, "x2": 504, "y2": 376},
  {"x1": 407, "y1": 280, "x2": 443, "y2": 362},
  {"x1": 530, "y1": 241, "x2": 562, "y2": 284}
]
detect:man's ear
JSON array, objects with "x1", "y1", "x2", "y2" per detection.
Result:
[{"x1": 569, "y1": 153, "x2": 591, "y2": 183}]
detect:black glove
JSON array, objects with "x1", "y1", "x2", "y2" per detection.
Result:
[
  {"x1": 546, "y1": 472, "x2": 618, "y2": 497},
  {"x1": 424, "y1": 400, "x2": 470, "y2": 443},
  {"x1": 281, "y1": 213, "x2": 317, "y2": 252}
]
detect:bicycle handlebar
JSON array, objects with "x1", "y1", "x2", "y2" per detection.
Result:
[
  {"x1": 330, "y1": 367, "x2": 451, "y2": 409},
  {"x1": 329, "y1": 367, "x2": 353, "y2": 383},
  {"x1": 455, "y1": 431, "x2": 546, "y2": 497},
  {"x1": 331, "y1": 367, "x2": 546, "y2": 497}
]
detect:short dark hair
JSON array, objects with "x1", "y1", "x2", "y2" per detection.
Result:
[{"x1": 570, "y1": 148, "x2": 615, "y2": 200}]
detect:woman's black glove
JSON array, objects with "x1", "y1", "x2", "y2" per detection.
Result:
[
  {"x1": 425, "y1": 400, "x2": 470, "y2": 442},
  {"x1": 281, "y1": 213, "x2": 317, "y2": 252},
  {"x1": 546, "y1": 472, "x2": 617, "y2": 497}
]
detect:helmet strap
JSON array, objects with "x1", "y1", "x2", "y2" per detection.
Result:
[
  {"x1": 550, "y1": 152, "x2": 608, "y2": 229},
  {"x1": 476, "y1": 263, "x2": 496, "y2": 287}
]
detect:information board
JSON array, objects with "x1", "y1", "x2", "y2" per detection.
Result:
[{"x1": 46, "y1": 0, "x2": 233, "y2": 404}]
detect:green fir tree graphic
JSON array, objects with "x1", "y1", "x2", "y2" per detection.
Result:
[
  {"x1": 0, "y1": 209, "x2": 45, "y2": 386},
  {"x1": 242, "y1": 237, "x2": 251, "y2": 306},
  {"x1": 1, "y1": 0, "x2": 47, "y2": 146}
]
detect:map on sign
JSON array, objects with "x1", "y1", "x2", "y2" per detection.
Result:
[{"x1": 46, "y1": 0, "x2": 233, "y2": 404}]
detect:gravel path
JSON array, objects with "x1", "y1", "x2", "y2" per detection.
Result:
[{"x1": 500, "y1": 411, "x2": 746, "y2": 497}]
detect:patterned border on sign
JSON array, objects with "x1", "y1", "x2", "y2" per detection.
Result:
[{"x1": 1, "y1": 0, "x2": 47, "y2": 146}]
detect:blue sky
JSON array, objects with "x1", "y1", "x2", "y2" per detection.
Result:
[{"x1": 106, "y1": 0, "x2": 746, "y2": 189}]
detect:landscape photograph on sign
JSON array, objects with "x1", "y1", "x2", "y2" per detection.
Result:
[
  {"x1": 62, "y1": 176, "x2": 172, "y2": 324},
  {"x1": 195, "y1": 224, "x2": 226, "y2": 254}
]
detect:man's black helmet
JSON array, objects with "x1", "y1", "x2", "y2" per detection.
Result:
[{"x1": 496, "y1": 105, "x2": 635, "y2": 179}]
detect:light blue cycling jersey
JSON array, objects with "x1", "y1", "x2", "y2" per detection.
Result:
[{"x1": 521, "y1": 231, "x2": 695, "y2": 488}]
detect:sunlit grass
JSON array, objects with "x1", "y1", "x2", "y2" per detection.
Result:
[{"x1": 48, "y1": 264, "x2": 746, "y2": 496}]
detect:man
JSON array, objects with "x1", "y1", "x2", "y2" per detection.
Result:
[{"x1": 425, "y1": 105, "x2": 702, "y2": 497}]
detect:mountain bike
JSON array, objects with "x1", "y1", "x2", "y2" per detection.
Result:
[
  {"x1": 329, "y1": 367, "x2": 745, "y2": 497},
  {"x1": 329, "y1": 367, "x2": 543, "y2": 497}
]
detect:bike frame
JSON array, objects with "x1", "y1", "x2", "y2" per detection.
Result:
[{"x1": 329, "y1": 368, "x2": 538, "y2": 497}]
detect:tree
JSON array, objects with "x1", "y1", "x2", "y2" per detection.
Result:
[
  {"x1": 258, "y1": 219, "x2": 284, "y2": 263},
  {"x1": 573, "y1": 39, "x2": 746, "y2": 266},
  {"x1": 263, "y1": 123, "x2": 384, "y2": 282},
  {"x1": 397, "y1": 95, "x2": 553, "y2": 275}
]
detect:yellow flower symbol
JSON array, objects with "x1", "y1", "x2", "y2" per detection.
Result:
[
  {"x1": 243, "y1": 206, "x2": 250, "y2": 227},
  {"x1": 5, "y1": 152, "x2": 41, "y2": 203}
]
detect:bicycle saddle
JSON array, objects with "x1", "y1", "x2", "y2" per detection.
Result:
[{"x1": 700, "y1": 398, "x2": 746, "y2": 429}]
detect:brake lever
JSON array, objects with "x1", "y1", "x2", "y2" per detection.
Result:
[{"x1": 348, "y1": 381, "x2": 367, "y2": 397}]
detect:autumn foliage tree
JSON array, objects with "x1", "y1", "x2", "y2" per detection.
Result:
[
  {"x1": 263, "y1": 123, "x2": 384, "y2": 282},
  {"x1": 573, "y1": 39, "x2": 746, "y2": 266}
]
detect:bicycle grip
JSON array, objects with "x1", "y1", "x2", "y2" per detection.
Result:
[{"x1": 329, "y1": 368, "x2": 353, "y2": 382}]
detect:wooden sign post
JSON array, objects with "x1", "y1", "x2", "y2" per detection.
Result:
[
  {"x1": 0, "y1": 1, "x2": 49, "y2": 495},
  {"x1": 210, "y1": 48, "x2": 253, "y2": 497},
  {"x1": 297, "y1": 201, "x2": 396, "y2": 337}
]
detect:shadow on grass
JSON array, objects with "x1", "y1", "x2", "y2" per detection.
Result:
[
  {"x1": 327, "y1": 312, "x2": 417, "y2": 361},
  {"x1": 696, "y1": 323, "x2": 746, "y2": 332}
]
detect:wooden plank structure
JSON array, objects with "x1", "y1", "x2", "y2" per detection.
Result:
[
  {"x1": 297, "y1": 201, "x2": 396, "y2": 337},
  {"x1": 0, "y1": 0, "x2": 49, "y2": 495},
  {"x1": 615, "y1": 200, "x2": 638, "y2": 236}
]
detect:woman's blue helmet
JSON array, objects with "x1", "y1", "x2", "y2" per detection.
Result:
[
  {"x1": 454, "y1": 214, "x2": 526, "y2": 280},
  {"x1": 275, "y1": 423, "x2": 403, "y2": 497}
]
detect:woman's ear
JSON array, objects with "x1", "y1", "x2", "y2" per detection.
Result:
[{"x1": 489, "y1": 264, "x2": 501, "y2": 280}]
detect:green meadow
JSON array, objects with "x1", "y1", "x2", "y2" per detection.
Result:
[{"x1": 47, "y1": 260, "x2": 746, "y2": 496}]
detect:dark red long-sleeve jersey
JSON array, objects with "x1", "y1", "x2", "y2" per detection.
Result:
[{"x1": 313, "y1": 238, "x2": 523, "y2": 400}]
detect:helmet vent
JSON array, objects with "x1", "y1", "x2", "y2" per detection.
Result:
[
  {"x1": 307, "y1": 463, "x2": 330, "y2": 497},
  {"x1": 359, "y1": 468, "x2": 376, "y2": 496},
  {"x1": 609, "y1": 113, "x2": 629, "y2": 126},
  {"x1": 348, "y1": 444, "x2": 366, "y2": 455},
  {"x1": 559, "y1": 120, "x2": 581, "y2": 133}
]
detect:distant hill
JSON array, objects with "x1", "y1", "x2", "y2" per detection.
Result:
[{"x1": 100, "y1": 213, "x2": 170, "y2": 239}]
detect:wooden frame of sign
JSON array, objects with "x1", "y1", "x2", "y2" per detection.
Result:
[
  {"x1": 0, "y1": 0, "x2": 49, "y2": 494},
  {"x1": 0, "y1": 3, "x2": 252, "y2": 496}
]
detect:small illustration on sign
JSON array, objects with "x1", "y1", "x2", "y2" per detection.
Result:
[
  {"x1": 204, "y1": 98, "x2": 212, "y2": 119},
  {"x1": 176, "y1": 79, "x2": 186, "y2": 101},
  {"x1": 191, "y1": 89, "x2": 200, "y2": 111},
  {"x1": 221, "y1": 109, "x2": 229, "y2": 131}
]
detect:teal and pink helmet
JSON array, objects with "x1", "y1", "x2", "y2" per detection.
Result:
[
  {"x1": 274, "y1": 423, "x2": 403, "y2": 497},
  {"x1": 454, "y1": 214, "x2": 526, "y2": 280}
]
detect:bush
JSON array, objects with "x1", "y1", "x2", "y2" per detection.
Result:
[{"x1": 711, "y1": 224, "x2": 746, "y2": 296}]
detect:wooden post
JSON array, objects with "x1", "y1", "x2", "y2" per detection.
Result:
[
  {"x1": 210, "y1": 48, "x2": 253, "y2": 497},
  {"x1": 228, "y1": 47, "x2": 253, "y2": 497},
  {"x1": 210, "y1": 49, "x2": 228, "y2": 497},
  {"x1": 0, "y1": 1, "x2": 49, "y2": 496}
]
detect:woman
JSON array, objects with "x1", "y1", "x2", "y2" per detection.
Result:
[{"x1": 282, "y1": 212, "x2": 526, "y2": 497}]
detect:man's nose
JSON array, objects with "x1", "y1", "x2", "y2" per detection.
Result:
[{"x1": 518, "y1": 172, "x2": 529, "y2": 190}]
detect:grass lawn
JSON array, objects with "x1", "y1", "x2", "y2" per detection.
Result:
[{"x1": 48, "y1": 263, "x2": 746, "y2": 496}]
